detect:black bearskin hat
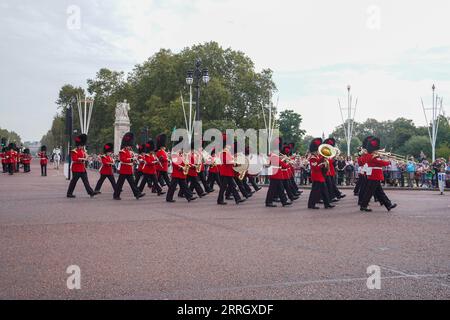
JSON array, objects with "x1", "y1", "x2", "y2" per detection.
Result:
[
  {"x1": 280, "y1": 144, "x2": 291, "y2": 156},
  {"x1": 156, "y1": 134, "x2": 167, "y2": 150},
  {"x1": 103, "y1": 143, "x2": 113, "y2": 154},
  {"x1": 323, "y1": 138, "x2": 336, "y2": 147},
  {"x1": 23, "y1": 148, "x2": 30, "y2": 154},
  {"x1": 121, "y1": 132, "x2": 134, "y2": 149},
  {"x1": 145, "y1": 140, "x2": 155, "y2": 153},
  {"x1": 362, "y1": 136, "x2": 375, "y2": 150},
  {"x1": 40, "y1": 145, "x2": 47, "y2": 152},
  {"x1": 309, "y1": 138, "x2": 323, "y2": 153},
  {"x1": 75, "y1": 134, "x2": 87, "y2": 147},
  {"x1": 366, "y1": 137, "x2": 381, "y2": 153},
  {"x1": 137, "y1": 144, "x2": 145, "y2": 153},
  {"x1": 8, "y1": 143, "x2": 16, "y2": 150}
]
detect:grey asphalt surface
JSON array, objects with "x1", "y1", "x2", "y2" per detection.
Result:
[{"x1": 1, "y1": 162, "x2": 449, "y2": 300}]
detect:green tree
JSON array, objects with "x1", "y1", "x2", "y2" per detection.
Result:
[
  {"x1": 278, "y1": 110, "x2": 306, "y2": 151},
  {"x1": 398, "y1": 136, "x2": 431, "y2": 159}
]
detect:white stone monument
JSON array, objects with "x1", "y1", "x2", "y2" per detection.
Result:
[{"x1": 114, "y1": 100, "x2": 131, "y2": 154}]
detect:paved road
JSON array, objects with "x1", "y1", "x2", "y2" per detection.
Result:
[{"x1": 1, "y1": 162, "x2": 449, "y2": 299}]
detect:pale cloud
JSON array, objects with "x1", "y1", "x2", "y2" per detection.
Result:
[{"x1": 0, "y1": 0, "x2": 448, "y2": 141}]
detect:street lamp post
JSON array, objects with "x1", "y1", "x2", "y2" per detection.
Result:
[
  {"x1": 65, "y1": 98, "x2": 75, "y2": 180},
  {"x1": 186, "y1": 59, "x2": 210, "y2": 122}
]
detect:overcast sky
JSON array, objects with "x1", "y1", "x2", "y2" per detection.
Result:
[{"x1": 0, "y1": 0, "x2": 449, "y2": 141}]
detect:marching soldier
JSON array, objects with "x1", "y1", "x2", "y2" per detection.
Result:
[
  {"x1": 156, "y1": 134, "x2": 171, "y2": 188},
  {"x1": 66, "y1": 134, "x2": 97, "y2": 198},
  {"x1": 280, "y1": 144, "x2": 300, "y2": 202},
  {"x1": 94, "y1": 143, "x2": 117, "y2": 194},
  {"x1": 217, "y1": 134, "x2": 245, "y2": 205},
  {"x1": 1, "y1": 146, "x2": 7, "y2": 173},
  {"x1": 38, "y1": 146, "x2": 48, "y2": 176},
  {"x1": 307, "y1": 138, "x2": 334, "y2": 209},
  {"x1": 6, "y1": 143, "x2": 17, "y2": 175},
  {"x1": 265, "y1": 139, "x2": 292, "y2": 208},
  {"x1": 166, "y1": 149, "x2": 197, "y2": 203},
  {"x1": 135, "y1": 144, "x2": 145, "y2": 186},
  {"x1": 138, "y1": 139, "x2": 165, "y2": 195},
  {"x1": 356, "y1": 136, "x2": 374, "y2": 205},
  {"x1": 22, "y1": 148, "x2": 32, "y2": 173},
  {"x1": 206, "y1": 148, "x2": 221, "y2": 191},
  {"x1": 113, "y1": 132, "x2": 145, "y2": 200},
  {"x1": 360, "y1": 137, "x2": 397, "y2": 212},
  {"x1": 323, "y1": 138, "x2": 345, "y2": 202},
  {"x1": 186, "y1": 148, "x2": 207, "y2": 197}
]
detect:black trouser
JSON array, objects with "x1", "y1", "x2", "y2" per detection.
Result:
[
  {"x1": 187, "y1": 176, "x2": 205, "y2": 196},
  {"x1": 23, "y1": 164, "x2": 30, "y2": 172},
  {"x1": 41, "y1": 164, "x2": 47, "y2": 176},
  {"x1": 265, "y1": 179, "x2": 288, "y2": 205},
  {"x1": 139, "y1": 174, "x2": 162, "y2": 193},
  {"x1": 229, "y1": 177, "x2": 251, "y2": 198},
  {"x1": 95, "y1": 174, "x2": 117, "y2": 192},
  {"x1": 135, "y1": 171, "x2": 143, "y2": 186},
  {"x1": 289, "y1": 177, "x2": 299, "y2": 192},
  {"x1": 354, "y1": 174, "x2": 363, "y2": 194},
  {"x1": 358, "y1": 175, "x2": 368, "y2": 205},
  {"x1": 282, "y1": 179, "x2": 297, "y2": 201},
  {"x1": 218, "y1": 176, "x2": 241, "y2": 204},
  {"x1": 8, "y1": 163, "x2": 14, "y2": 175},
  {"x1": 207, "y1": 172, "x2": 221, "y2": 190},
  {"x1": 114, "y1": 174, "x2": 140, "y2": 198},
  {"x1": 158, "y1": 171, "x2": 171, "y2": 187},
  {"x1": 198, "y1": 171, "x2": 212, "y2": 192},
  {"x1": 248, "y1": 176, "x2": 260, "y2": 191},
  {"x1": 360, "y1": 180, "x2": 392, "y2": 209},
  {"x1": 167, "y1": 178, "x2": 193, "y2": 201},
  {"x1": 242, "y1": 177, "x2": 252, "y2": 195},
  {"x1": 326, "y1": 175, "x2": 342, "y2": 200},
  {"x1": 67, "y1": 172, "x2": 94, "y2": 196},
  {"x1": 2, "y1": 163, "x2": 7, "y2": 173},
  {"x1": 308, "y1": 181, "x2": 331, "y2": 208}
]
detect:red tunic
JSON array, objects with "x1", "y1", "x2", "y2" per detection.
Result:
[
  {"x1": 37, "y1": 151, "x2": 48, "y2": 165},
  {"x1": 0, "y1": 152, "x2": 5, "y2": 164},
  {"x1": 310, "y1": 154, "x2": 326, "y2": 183},
  {"x1": 137, "y1": 154, "x2": 145, "y2": 173},
  {"x1": 207, "y1": 155, "x2": 219, "y2": 173},
  {"x1": 71, "y1": 148, "x2": 87, "y2": 173},
  {"x1": 188, "y1": 153, "x2": 199, "y2": 177},
  {"x1": 99, "y1": 155, "x2": 114, "y2": 175},
  {"x1": 269, "y1": 153, "x2": 289, "y2": 180},
  {"x1": 171, "y1": 153, "x2": 187, "y2": 179},
  {"x1": 366, "y1": 155, "x2": 390, "y2": 181},
  {"x1": 119, "y1": 149, "x2": 135, "y2": 175},
  {"x1": 156, "y1": 149, "x2": 169, "y2": 172},
  {"x1": 142, "y1": 153, "x2": 157, "y2": 174},
  {"x1": 21, "y1": 154, "x2": 31, "y2": 165},
  {"x1": 219, "y1": 150, "x2": 235, "y2": 177},
  {"x1": 327, "y1": 158, "x2": 336, "y2": 176}
]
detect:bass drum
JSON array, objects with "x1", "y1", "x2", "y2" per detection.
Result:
[{"x1": 247, "y1": 154, "x2": 266, "y2": 176}]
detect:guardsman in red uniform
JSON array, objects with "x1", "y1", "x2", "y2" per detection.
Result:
[
  {"x1": 166, "y1": 147, "x2": 196, "y2": 203},
  {"x1": 156, "y1": 133, "x2": 171, "y2": 188},
  {"x1": 22, "y1": 148, "x2": 32, "y2": 173},
  {"x1": 113, "y1": 132, "x2": 145, "y2": 200},
  {"x1": 38, "y1": 145, "x2": 48, "y2": 176},
  {"x1": 226, "y1": 143, "x2": 252, "y2": 200},
  {"x1": 280, "y1": 144, "x2": 299, "y2": 203},
  {"x1": 217, "y1": 134, "x2": 244, "y2": 205},
  {"x1": 185, "y1": 149, "x2": 207, "y2": 198},
  {"x1": 307, "y1": 138, "x2": 334, "y2": 209},
  {"x1": 94, "y1": 143, "x2": 117, "y2": 194},
  {"x1": 355, "y1": 136, "x2": 374, "y2": 205},
  {"x1": 66, "y1": 134, "x2": 97, "y2": 198},
  {"x1": 360, "y1": 137, "x2": 397, "y2": 212},
  {"x1": 138, "y1": 139, "x2": 165, "y2": 195},
  {"x1": 135, "y1": 144, "x2": 145, "y2": 186},
  {"x1": 206, "y1": 148, "x2": 221, "y2": 191},
  {"x1": 323, "y1": 138, "x2": 345, "y2": 202},
  {"x1": 5, "y1": 143, "x2": 17, "y2": 175},
  {"x1": 1, "y1": 146, "x2": 8, "y2": 173},
  {"x1": 265, "y1": 139, "x2": 292, "y2": 208}
]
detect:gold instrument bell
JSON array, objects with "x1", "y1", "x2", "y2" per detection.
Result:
[
  {"x1": 318, "y1": 144, "x2": 339, "y2": 159},
  {"x1": 233, "y1": 153, "x2": 250, "y2": 180}
]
